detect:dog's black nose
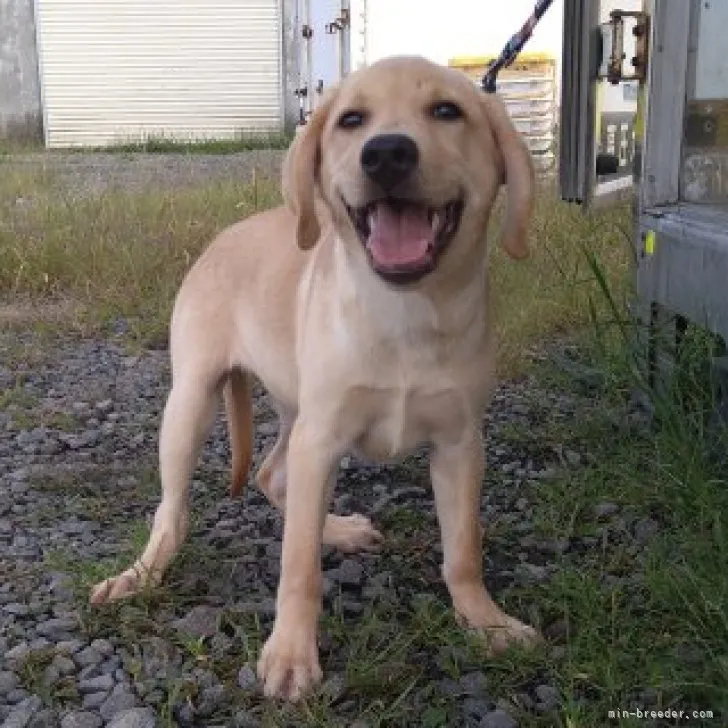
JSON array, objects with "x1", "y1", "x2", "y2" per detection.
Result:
[{"x1": 360, "y1": 134, "x2": 419, "y2": 190}]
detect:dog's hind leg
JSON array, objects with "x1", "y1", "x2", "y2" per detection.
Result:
[
  {"x1": 255, "y1": 408, "x2": 383, "y2": 553},
  {"x1": 90, "y1": 366, "x2": 222, "y2": 604},
  {"x1": 224, "y1": 368, "x2": 253, "y2": 498}
]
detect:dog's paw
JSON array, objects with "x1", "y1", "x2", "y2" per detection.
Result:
[
  {"x1": 323, "y1": 513, "x2": 383, "y2": 553},
  {"x1": 462, "y1": 613, "x2": 542, "y2": 655},
  {"x1": 89, "y1": 562, "x2": 158, "y2": 605},
  {"x1": 257, "y1": 625, "x2": 322, "y2": 701}
]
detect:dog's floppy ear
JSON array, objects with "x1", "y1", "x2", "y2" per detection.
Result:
[
  {"x1": 282, "y1": 93, "x2": 336, "y2": 250},
  {"x1": 480, "y1": 94, "x2": 535, "y2": 260}
]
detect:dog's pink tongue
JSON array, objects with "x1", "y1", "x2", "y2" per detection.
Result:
[{"x1": 367, "y1": 202, "x2": 432, "y2": 266}]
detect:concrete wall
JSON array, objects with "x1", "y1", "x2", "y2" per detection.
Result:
[{"x1": 0, "y1": 0, "x2": 42, "y2": 141}]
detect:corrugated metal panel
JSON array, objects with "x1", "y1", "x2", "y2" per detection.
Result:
[{"x1": 35, "y1": 0, "x2": 282, "y2": 147}]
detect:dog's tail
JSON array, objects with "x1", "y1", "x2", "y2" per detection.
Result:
[{"x1": 223, "y1": 368, "x2": 253, "y2": 497}]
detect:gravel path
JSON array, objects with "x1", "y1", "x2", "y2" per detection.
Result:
[
  {"x1": 5, "y1": 150, "x2": 285, "y2": 198},
  {"x1": 0, "y1": 327, "x2": 575, "y2": 727}
]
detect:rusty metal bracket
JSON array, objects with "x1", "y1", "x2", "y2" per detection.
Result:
[
  {"x1": 598, "y1": 10, "x2": 649, "y2": 85},
  {"x1": 325, "y1": 7, "x2": 350, "y2": 34}
]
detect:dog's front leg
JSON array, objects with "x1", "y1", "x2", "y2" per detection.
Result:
[
  {"x1": 257, "y1": 417, "x2": 339, "y2": 701},
  {"x1": 431, "y1": 426, "x2": 541, "y2": 653}
]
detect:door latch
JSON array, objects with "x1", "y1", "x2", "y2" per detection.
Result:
[
  {"x1": 597, "y1": 10, "x2": 649, "y2": 84},
  {"x1": 325, "y1": 8, "x2": 350, "y2": 34}
]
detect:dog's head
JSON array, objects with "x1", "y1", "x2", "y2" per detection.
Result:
[{"x1": 283, "y1": 56, "x2": 534, "y2": 285}]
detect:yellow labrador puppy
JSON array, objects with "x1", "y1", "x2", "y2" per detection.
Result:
[{"x1": 90, "y1": 56, "x2": 539, "y2": 701}]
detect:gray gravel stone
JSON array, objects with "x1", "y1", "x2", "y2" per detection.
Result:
[
  {"x1": 28, "y1": 639, "x2": 51, "y2": 653},
  {"x1": 54, "y1": 640, "x2": 84, "y2": 655},
  {"x1": 195, "y1": 684, "x2": 226, "y2": 718},
  {"x1": 0, "y1": 695, "x2": 42, "y2": 728},
  {"x1": 35, "y1": 618, "x2": 77, "y2": 640},
  {"x1": 88, "y1": 639, "x2": 114, "y2": 657},
  {"x1": 236, "y1": 664, "x2": 257, "y2": 691},
  {"x1": 321, "y1": 672, "x2": 346, "y2": 702},
  {"x1": 0, "y1": 671, "x2": 20, "y2": 696},
  {"x1": 232, "y1": 598, "x2": 276, "y2": 617},
  {"x1": 105, "y1": 708, "x2": 157, "y2": 728},
  {"x1": 50, "y1": 655, "x2": 76, "y2": 677},
  {"x1": 173, "y1": 704, "x2": 194, "y2": 727},
  {"x1": 77, "y1": 675, "x2": 114, "y2": 694},
  {"x1": 335, "y1": 559, "x2": 364, "y2": 586},
  {"x1": 5, "y1": 644, "x2": 30, "y2": 667},
  {"x1": 72, "y1": 647, "x2": 102, "y2": 670},
  {"x1": 633, "y1": 518, "x2": 659, "y2": 543},
  {"x1": 463, "y1": 697, "x2": 491, "y2": 721},
  {"x1": 99, "y1": 685, "x2": 140, "y2": 721},
  {"x1": 459, "y1": 671, "x2": 489, "y2": 697},
  {"x1": 27, "y1": 709, "x2": 58, "y2": 728},
  {"x1": 81, "y1": 693, "x2": 109, "y2": 711},
  {"x1": 6, "y1": 689, "x2": 30, "y2": 705},
  {"x1": 480, "y1": 709, "x2": 517, "y2": 728},
  {"x1": 60, "y1": 712, "x2": 102, "y2": 728},
  {"x1": 171, "y1": 605, "x2": 221, "y2": 638},
  {"x1": 76, "y1": 665, "x2": 102, "y2": 682},
  {"x1": 41, "y1": 665, "x2": 60, "y2": 688},
  {"x1": 3, "y1": 604, "x2": 30, "y2": 617},
  {"x1": 535, "y1": 683, "x2": 559, "y2": 710},
  {"x1": 232, "y1": 712, "x2": 261, "y2": 728},
  {"x1": 594, "y1": 502, "x2": 619, "y2": 518}
]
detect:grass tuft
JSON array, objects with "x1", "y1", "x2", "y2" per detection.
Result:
[
  {"x1": 0, "y1": 165, "x2": 281, "y2": 345},
  {"x1": 89, "y1": 132, "x2": 293, "y2": 155},
  {"x1": 1, "y1": 168, "x2": 630, "y2": 372}
]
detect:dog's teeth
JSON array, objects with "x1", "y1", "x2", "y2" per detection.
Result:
[{"x1": 431, "y1": 211, "x2": 441, "y2": 232}]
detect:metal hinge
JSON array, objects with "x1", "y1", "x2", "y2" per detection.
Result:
[
  {"x1": 598, "y1": 9, "x2": 650, "y2": 84},
  {"x1": 325, "y1": 8, "x2": 350, "y2": 34},
  {"x1": 301, "y1": 24, "x2": 313, "y2": 39}
]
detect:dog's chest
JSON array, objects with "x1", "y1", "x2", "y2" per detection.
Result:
[{"x1": 351, "y1": 382, "x2": 467, "y2": 461}]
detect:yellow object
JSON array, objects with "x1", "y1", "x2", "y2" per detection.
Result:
[
  {"x1": 449, "y1": 52, "x2": 556, "y2": 66},
  {"x1": 634, "y1": 83, "x2": 647, "y2": 140},
  {"x1": 645, "y1": 230, "x2": 656, "y2": 256},
  {"x1": 448, "y1": 53, "x2": 556, "y2": 81}
]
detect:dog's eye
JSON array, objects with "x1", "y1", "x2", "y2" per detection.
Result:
[
  {"x1": 431, "y1": 101, "x2": 463, "y2": 121},
  {"x1": 338, "y1": 110, "x2": 366, "y2": 129}
]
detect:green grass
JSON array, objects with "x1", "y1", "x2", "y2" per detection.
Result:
[
  {"x1": 1, "y1": 161, "x2": 629, "y2": 372},
  {"x1": 0, "y1": 164, "x2": 281, "y2": 345},
  {"x1": 92, "y1": 132, "x2": 293, "y2": 155},
  {"x1": 489, "y1": 188, "x2": 632, "y2": 372},
  {"x1": 507, "y1": 348, "x2": 728, "y2": 726},
  {"x1": 0, "y1": 132, "x2": 292, "y2": 156}
]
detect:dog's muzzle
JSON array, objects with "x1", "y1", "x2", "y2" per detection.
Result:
[{"x1": 345, "y1": 196, "x2": 465, "y2": 285}]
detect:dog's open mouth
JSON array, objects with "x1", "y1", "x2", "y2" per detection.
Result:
[{"x1": 345, "y1": 197, "x2": 464, "y2": 284}]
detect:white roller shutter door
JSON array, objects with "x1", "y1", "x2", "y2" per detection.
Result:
[{"x1": 35, "y1": 0, "x2": 282, "y2": 147}]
